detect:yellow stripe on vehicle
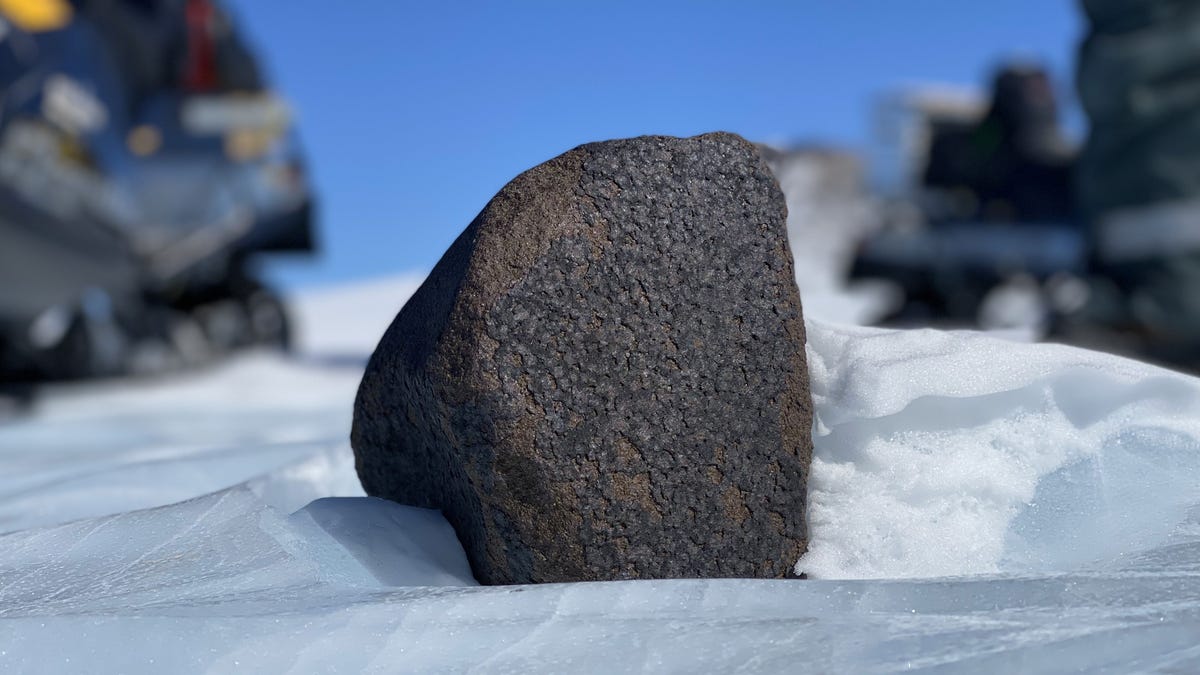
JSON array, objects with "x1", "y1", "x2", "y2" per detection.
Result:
[{"x1": 0, "y1": 0, "x2": 72, "y2": 33}]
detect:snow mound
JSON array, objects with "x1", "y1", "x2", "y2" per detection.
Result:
[
  {"x1": 292, "y1": 497, "x2": 477, "y2": 586},
  {"x1": 803, "y1": 319, "x2": 1200, "y2": 579}
]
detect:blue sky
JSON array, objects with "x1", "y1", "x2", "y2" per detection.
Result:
[{"x1": 230, "y1": 1, "x2": 1083, "y2": 289}]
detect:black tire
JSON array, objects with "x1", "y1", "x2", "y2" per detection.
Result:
[{"x1": 243, "y1": 287, "x2": 291, "y2": 351}]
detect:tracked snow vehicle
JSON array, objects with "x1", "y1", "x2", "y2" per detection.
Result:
[
  {"x1": 0, "y1": 0, "x2": 315, "y2": 381},
  {"x1": 850, "y1": 66, "x2": 1085, "y2": 330}
]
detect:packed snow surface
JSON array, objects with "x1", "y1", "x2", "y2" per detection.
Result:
[{"x1": 2, "y1": 274, "x2": 1200, "y2": 672}]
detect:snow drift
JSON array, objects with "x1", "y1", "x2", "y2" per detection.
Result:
[{"x1": 803, "y1": 321, "x2": 1200, "y2": 579}]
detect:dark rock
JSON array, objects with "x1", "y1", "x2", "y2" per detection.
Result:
[{"x1": 352, "y1": 132, "x2": 812, "y2": 585}]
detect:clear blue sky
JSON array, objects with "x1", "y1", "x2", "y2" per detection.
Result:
[{"x1": 230, "y1": 1, "x2": 1083, "y2": 289}]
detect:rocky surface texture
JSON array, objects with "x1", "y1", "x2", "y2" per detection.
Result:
[{"x1": 352, "y1": 132, "x2": 812, "y2": 584}]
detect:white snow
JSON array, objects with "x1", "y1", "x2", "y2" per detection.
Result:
[
  {"x1": 770, "y1": 149, "x2": 902, "y2": 325},
  {"x1": 1, "y1": 262, "x2": 1199, "y2": 669},
  {"x1": 802, "y1": 320, "x2": 1200, "y2": 580},
  {"x1": 290, "y1": 271, "x2": 426, "y2": 355},
  {"x1": 0, "y1": 354, "x2": 365, "y2": 533}
]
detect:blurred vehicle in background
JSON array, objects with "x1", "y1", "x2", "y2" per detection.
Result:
[
  {"x1": 849, "y1": 0, "x2": 1200, "y2": 372},
  {"x1": 850, "y1": 63, "x2": 1088, "y2": 333},
  {"x1": 0, "y1": 0, "x2": 315, "y2": 382},
  {"x1": 1055, "y1": 0, "x2": 1200, "y2": 369}
]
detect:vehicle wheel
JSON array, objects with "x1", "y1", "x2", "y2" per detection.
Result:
[
  {"x1": 244, "y1": 287, "x2": 291, "y2": 350},
  {"x1": 42, "y1": 310, "x2": 127, "y2": 380}
]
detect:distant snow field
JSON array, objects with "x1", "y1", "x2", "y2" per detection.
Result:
[{"x1": 2, "y1": 246, "x2": 1200, "y2": 669}]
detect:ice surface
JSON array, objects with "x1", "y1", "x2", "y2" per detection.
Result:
[
  {"x1": 1, "y1": 488, "x2": 1198, "y2": 672},
  {"x1": 3, "y1": 270, "x2": 1200, "y2": 672},
  {"x1": 0, "y1": 355, "x2": 366, "y2": 534}
]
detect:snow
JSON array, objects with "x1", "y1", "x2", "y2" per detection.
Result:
[
  {"x1": 1, "y1": 244, "x2": 1200, "y2": 669},
  {"x1": 292, "y1": 496, "x2": 478, "y2": 587},
  {"x1": 289, "y1": 271, "x2": 426, "y2": 356},
  {"x1": 770, "y1": 148, "x2": 902, "y2": 325},
  {"x1": 0, "y1": 355, "x2": 364, "y2": 533},
  {"x1": 802, "y1": 321, "x2": 1200, "y2": 580}
]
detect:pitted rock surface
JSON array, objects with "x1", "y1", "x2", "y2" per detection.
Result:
[{"x1": 352, "y1": 132, "x2": 812, "y2": 584}]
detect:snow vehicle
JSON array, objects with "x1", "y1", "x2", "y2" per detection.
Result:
[
  {"x1": 0, "y1": 0, "x2": 315, "y2": 382},
  {"x1": 849, "y1": 60, "x2": 1200, "y2": 372},
  {"x1": 1048, "y1": 0, "x2": 1200, "y2": 372},
  {"x1": 850, "y1": 65, "x2": 1086, "y2": 330}
]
